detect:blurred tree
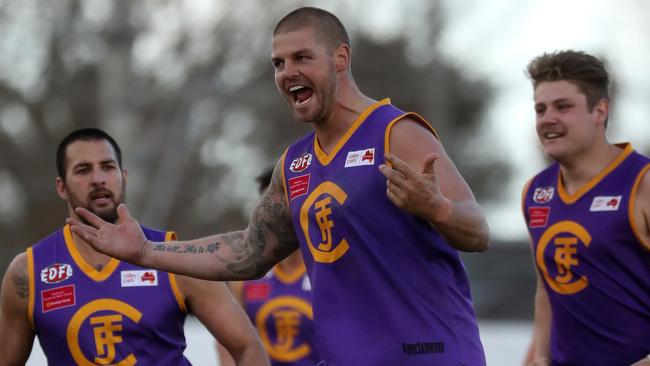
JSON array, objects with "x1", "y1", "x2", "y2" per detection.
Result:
[{"x1": 0, "y1": 0, "x2": 507, "y2": 278}]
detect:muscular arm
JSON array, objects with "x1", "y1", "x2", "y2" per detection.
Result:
[
  {"x1": 0, "y1": 253, "x2": 36, "y2": 366},
  {"x1": 633, "y1": 168, "x2": 650, "y2": 249},
  {"x1": 381, "y1": 117, "x2": 490, "y2": 252},
  {"x1": 70, "y1": 158, "x2": 300, "y2": 280},
  {"x1": 177, "y1": 276, "x2": 269, "y2": 366}
]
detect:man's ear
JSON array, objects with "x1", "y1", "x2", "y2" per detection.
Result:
[
  {"x1": 334, "y1": 43, "x2": 351, "y2": 73},
  {"x1": 55, "y1": 177, "x2": 68, "y2": 200},
  {"x1": 594, "y1": 98, "x2": 609, "y2": 126}
]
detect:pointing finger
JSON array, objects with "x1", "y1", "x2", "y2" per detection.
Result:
[
  {"x1": 422, "y1": 153, "x2": 440, "y2": 175},
  {"x1": 384, "y1": 153, "x2": 416, "y2": 179}
]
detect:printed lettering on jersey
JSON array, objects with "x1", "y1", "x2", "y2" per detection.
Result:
[
  {"x1": 41, "y1": 284, "x2": 75, "y2": 312},
  {"x1": 40, "y1": 263, "x2": 73, "y2": 284},
  {"x1": 290, "y1": 153, "x2": 313, "y2": 173},
  {"x1": 528, "y1": 207, "x2": 550, "y2": 228},
  {"x1": 244, "y1": 283, "x2": 271, "y2": 301},
  {"x1": 533, "y1": 186, "x2": 555, "y2": 203},
  {"x1": 300, "y1": 181, "x2": 350, "y2": 263},
  {"x1": 344, "y1": 148, "x2": 375, "y2": 168},
  {"x1": 536, "y1": 221, "x2": 591, "y2": 295},
  {"x1": 256, "y1": 296, "x2": 314, "y2": 362},
  {"x1": 67, "y1": 298, "x2": 142, "y2": 366},
  {"x1": 288, "y1": 174, "x2": 310, "y2": 200},
  {"x1": 120, "y1": 270, "x2": 158, "y2": 287},
  {"x1": 589, "y1": 195, "x2": 622, "y2": 212}
]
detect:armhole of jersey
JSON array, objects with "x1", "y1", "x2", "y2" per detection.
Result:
[
  {"x1": 26, "y1": 247, "x2": 35, "y2": 330},
  {"x1": 628, "y1": 164, "x2": 650, "y2": 251},
  {"x1": 280, "y1": 148, "x2": 290, "y2": 204},
  {"x1": 229, "y1": 281, "x2": 245, "y2": 307},
  {"x1": 384, "y1": 112, "x2": 439, "y2": 165},
  {"x1": 164, "y1": 231, "x2": 187, "y2": 312}
]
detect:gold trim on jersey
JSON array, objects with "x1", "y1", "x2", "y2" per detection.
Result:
[
  {"x1": 273, "y1": 264, "x2": 306, "y2": 284},
  {"x1": 314, "y1": 98, "x2": 391, "y2": 166},
  {"x1": 629, "y1": 163, "x2": 650, "y2": 251},
  {"x1": 26, "y1": 247, "x2": 35, "y2": 330},
  {"x1": 63, "y1": 224, "x2": 120, "y2": 282},
  {"x1": 557, "y1": 143, "x2": 633, "y2": 204},
  {"x1": 384, "y1": 112, "x2": 438, "y2": 161}
]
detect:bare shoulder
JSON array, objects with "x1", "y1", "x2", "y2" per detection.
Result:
[{"x1": 2, "y1": 252, "x2": 30, "y2": 300}]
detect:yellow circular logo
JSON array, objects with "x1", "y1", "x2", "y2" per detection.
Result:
[
  {"x1": 66, "y1": 298, "x2": 142, "y2": 366},
  {"x1": 300, "y1": 181, "x2": 350, "y2": 263},
  {"x1": 256, "y1": 296, "x2": 313, "y2": 362},
  {"x1": 536, "y1": 221, "x2": 591, "y2": 295}
]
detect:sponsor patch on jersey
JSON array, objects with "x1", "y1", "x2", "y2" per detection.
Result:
[
  {"x1": 121, "y1": 270, "x2": 158, "y2": 287},
  {"x1": 528, "y1": 207, "x2": 550, "y2": 228},
  {"x1": 244, "y1": 283, "x2": 271, "y2": 301},
  {"x1": 41, "y1": 284, "x2": 75, "y2": 312},
  {"x1": 290, "y1": 153, "x2": 313, "y2": 173},
  {"x1": 40, "y1": 263, "x2": 73, "y2": 284},
  {"x1": 533, "y1": 186, "x2": 555, "y2": 203},
  {"x1": 590, "y1": 195, "x2": 622, "y2": 212},
  {"x1": 344, "y1": 148, "x2": 375, "y2": 167},
  {"x1": 288, "y1": 174, "x2": 310, "y2": 200}
]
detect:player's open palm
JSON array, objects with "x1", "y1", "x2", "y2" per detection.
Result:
[
  {"x1": 66, "y1": 204, "x2": 147, "y2": 264},
  {"x1": 379, "y1": 153, "x2": 449, "y2": 222}
]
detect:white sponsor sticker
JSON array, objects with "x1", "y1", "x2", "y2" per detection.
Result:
[
  {"x1": 344, "y1": 148, "x2": 375, "y2": 167},
  {"x1": 121, "y1": 270, "x2": 159, "y2": 287},
  {"x1": 589, "y1": 195, "x2": 622, "y2": 211}
]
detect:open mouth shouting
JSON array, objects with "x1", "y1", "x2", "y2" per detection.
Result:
[{"x1": 288, "y1": 84, "x2": 314, "y2": 106}]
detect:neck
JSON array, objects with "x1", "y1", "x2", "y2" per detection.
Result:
[
  {"x1": 313, "y1": 79, "x2": 376, "y2": 154},
  {"x1": 67, "y1": 215, "x2": 112, "y2": 268},
  {"x1": 559, "y1": 142, "x2": 623, "y2": 193}
]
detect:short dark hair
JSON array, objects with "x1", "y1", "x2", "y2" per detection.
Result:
[
  {"x1": 526, "y1": 50, "x2": 610, "y2": 110},
  {"x1": 273, "y1": 7, "x2": 350, "y2": 52},
  {"x1": 56, "y1": 128, "x2": 122, "y2": 179},
  {"x1": 255, "y1": 167, "x2": 274, "y2": 194}
]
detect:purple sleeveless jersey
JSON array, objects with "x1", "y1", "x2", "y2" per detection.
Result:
[
  {"x1": 27, "y1": 225, "x2": 190, "y2": 366},
  {"x1": 242, "y1": 266, "x2": 321, "y2": 366},
  {"x1": 523, "y1": 143, "x2": 650, "y2": 365},
  {"x1": 282, "y1": 99, "x2": 485, "y2": 366}
]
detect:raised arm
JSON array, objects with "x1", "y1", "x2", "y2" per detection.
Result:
[
  {"x1": 0, "y1": 253, "x2": 36, "y2": 366},
  {"x1": 68, "y1": 158, "x2": 300, "y2": 280},
  {"x1": 176, "y1": 276, "x2": 269, "y2": 366},
  {"x1": 379, "y1": 117, "x2": 490, "y2": 252}
]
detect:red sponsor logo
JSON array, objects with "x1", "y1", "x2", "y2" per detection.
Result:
[
  {"x1": 288, "y1": 174, "x2": 310, "y2": 200},
  {"x1": 362, "y1": 149, "x2": 374, "y2": 162},
  {"x1": 528, "y1": 207, "x2": 550, "y2": 228},
  {"x1": 42, "y1": 285, "x2": 75, "y2": 312},
  {"x1": 244, "y1": 283, "x2": 270, "y2": 301},
  {"x1": 607, "y1": 198, "x2": 618, "y2": 207},
  {"x1": 40, "y1": 263, "x2": 73, "y2": 284},
  {"x1": 141, "y1": 271, "x2": 156, "y2": 283},
  {"x1": 290, "y1": 153, "x2": 313, "y2": 173},
  {"x1": 533, "y1": 187, "x2": 554, "y2": 204}
]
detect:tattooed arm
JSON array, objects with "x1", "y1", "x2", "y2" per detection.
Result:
[
  {"x1": 69, "y1": 158, "x2": 300, "y2": 281},
  {"x1": 0, "y1": 253, "x2": 36, "y2": 365}
]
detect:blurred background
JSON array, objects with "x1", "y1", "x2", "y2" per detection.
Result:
[{"x1": 2, "y1": 0, "x2": 650, "y2": 364}]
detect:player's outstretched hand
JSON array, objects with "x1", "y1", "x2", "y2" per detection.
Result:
[
  {"x1": 66, "y1": 204, "x2": 148, "y2": 264},
  {"x1": 379, "y1": 153, "x2": 452, "y2": 223}
]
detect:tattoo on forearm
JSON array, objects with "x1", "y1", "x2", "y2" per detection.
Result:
[
  {"x1": 12, "y1": 271, "x2": 29, "y2": 299},
  {"x1": 152, "y1": 243, "x2": 220, "y2": 254}
]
